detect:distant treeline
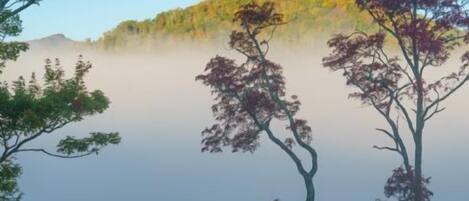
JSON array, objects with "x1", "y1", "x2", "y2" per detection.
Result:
[{"x1": 92, "y1": 0, "x2": 376, "y2": 50}]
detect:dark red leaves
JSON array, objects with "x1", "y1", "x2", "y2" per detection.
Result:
[
  {"x1": 197, "y1": 54, "x2": 307, "y2": 152},
  {"x1": 231, "y1": 126, "x2": 261, "y2": 153},
  {"x1": 324, "y1": 32, "x2": 385, "y2": 69},
  {"x1": 196, "y1": 56, "x2": 245, "y2": 92},
  {"x1": 384, "y1": 167, "x2": 433, "y2": 201},
  {"x1": 229, "y1": 1, "x2": 284, "y2": 61},
  {"x1": 326, "y1": 1, "x2": 469, "y2": 201},
  {"x1": 324, "y1": 32, "x2": 402, "y2": 108},
  {"x1": 356, "y1": 0, "x2": 469, "y2": 66},
  {"x1": 197, "y1": 1, "x2": 312, "y2": 153},
  {"x1": 234, "y1": 2, "x2": 283, "y2": 31},
  {"x1": 326, "y1": 0, "x2": 469, "y2": 108},
  {"x1": 286, "y1": 119, "x2": 313, "y2": 144}
]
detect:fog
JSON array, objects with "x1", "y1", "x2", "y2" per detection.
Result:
[{"x1": 3, "y1": 43, "x2": 469, "y2": 201}]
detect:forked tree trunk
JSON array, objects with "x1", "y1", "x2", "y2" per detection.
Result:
[{"x1": 304, "y1": 176, "x2": 315, "y2": 201}]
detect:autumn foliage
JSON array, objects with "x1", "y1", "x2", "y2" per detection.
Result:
[
  {"x1": 197, "y1": 2, "x2": 318, "y2": 201},
  {"x1": 324, "y1": 0, "x2": 469, "y2": 201}
]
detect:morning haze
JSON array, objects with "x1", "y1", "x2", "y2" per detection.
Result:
[{"x1": 2, "y1": 1, "x2": 469, "y2": 201}]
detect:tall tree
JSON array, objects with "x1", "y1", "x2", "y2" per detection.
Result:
[
  {"x1": 0, "y1": 1, "x2": 120, "y2": 200},
  {"x1": 197, "y1": 2, "x2": 318, "y2": 201},
  {"x1": 323, "y1": 1, "x2": 469, "y2": 201}
]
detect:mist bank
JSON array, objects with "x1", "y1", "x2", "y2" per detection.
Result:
[
  {"x1": 29, "y1": 37, "x2": 337, "y2": 56},
  {"x1": 4, "y1": 42, "x2": 469, "y2": 201}
]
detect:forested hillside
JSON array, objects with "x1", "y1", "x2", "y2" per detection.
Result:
[{"x1": 95, "y1": 0, "x2": 375, "y2": 50}]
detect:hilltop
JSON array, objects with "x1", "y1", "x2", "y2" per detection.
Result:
[
  {"x1": 94, "y1": 0, "x2": 376, "y2": 50},
  {"x1": 27, "y1": 33, "x2": 79, "y2": 49}
]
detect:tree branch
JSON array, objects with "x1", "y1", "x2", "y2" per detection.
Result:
[
  {"x1": 17, "y1": 148, "x2": 96, "y2": 159},
  {"x1": 424, "y1": 75, "x2": 469, "y2": 117},
  {"x1": 0, "y1": 120, "x2": 71, "y2": 163},
  {"x1": 0, "y1": 0, "x2": 39, "y2": 23},
  {"x1": 246, "y1": 24, "x2": 318, "y2": 177},
  {"x1": 373, "y1": 145, "x2": 400, "y2": 154}
]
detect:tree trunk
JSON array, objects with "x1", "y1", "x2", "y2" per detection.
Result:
[
  {"x1": 414, "y1": 66, "x2": 424, "y2": 201},
  {"x1": 414, "y1": 135, "x2": 423, "y2": 201},
  {"x1": 304, "y1": 176, "x2": 315, "y2": 201}
]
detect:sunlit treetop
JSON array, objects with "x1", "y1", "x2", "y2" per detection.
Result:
[{"x1": 96, "y1": 0, "x2": 374, "y2": 49}]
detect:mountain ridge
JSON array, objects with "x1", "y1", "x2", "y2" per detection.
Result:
[{"x1": 26, "y1": 33, "x2": 82, "y2": 50}]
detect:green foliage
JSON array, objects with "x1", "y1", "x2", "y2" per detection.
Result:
[
  {"x1": 0, "y1": 10, "x2": 28, "y2": 72},
  {"x1": 0, "y1": 1, "x2": 120, "y2": 199},
  {"x1": 0, "y1": 44, "x2": 120, "y2": 201},
  {"x1": 0, "y1": 1, "x2": 41, "y2": 24},
  {"x1": 0, "y1": 13, "x2": 22, "y2": 37},
  {"x1": 0, "y1": 1, "x2": 42, "y2": 71},
  {"x1": 0, "y1": 41, "x2": 27, "y2": 72},
  {"x1": 0, "y1": 161, "x2": 22, "y2": 201},
  {"x1": 95, "y1": 0, "x2": 375, "y2": 50},
  {"x1": 0, "y1": 57, "x2": 110, "y2": 135},
  {"x1": 58, "y1": 132, "x2": 121, "y2": 156},
  {"x1": 0, "y1": 56, "x2": 120, "y2": 161}
]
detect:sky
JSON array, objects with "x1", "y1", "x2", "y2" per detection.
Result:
[{"x1": 15, "y1": 0, "x2": 201, "y2": 41}]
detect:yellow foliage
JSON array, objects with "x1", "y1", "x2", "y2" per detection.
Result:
[{"x1": 95, "y1": 0, "x2": 375, "y2": 50}]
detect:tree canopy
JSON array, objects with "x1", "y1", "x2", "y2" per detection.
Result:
[
  {"x1": 324, "y1": 0, "x2": 469, "y2": 200},
  {"x1": 0, "y1": 1, "x2": 120, "y2": 200},
  {"x1": 197, "y1": 2, "x2": 319, "y2": 201}
]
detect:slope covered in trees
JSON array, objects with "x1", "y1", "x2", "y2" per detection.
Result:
[{"x1": 95, "y1": 0, "x2": 375, "y2": 50}]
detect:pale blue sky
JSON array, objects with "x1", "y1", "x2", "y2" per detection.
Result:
[{"x1": 16, "y1": 0, "x2": 201, "y2": 41}]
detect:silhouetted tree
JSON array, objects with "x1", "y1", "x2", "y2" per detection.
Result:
[
  {"x1": 0, "y1": 2, "x2": 120, "y2": 200},
  {"x1": 323, "y1": 1, "x2": 469, "y2": 201},
  {"x1": 197, "y1": 2, "x2": 318, "y2": 201}
]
